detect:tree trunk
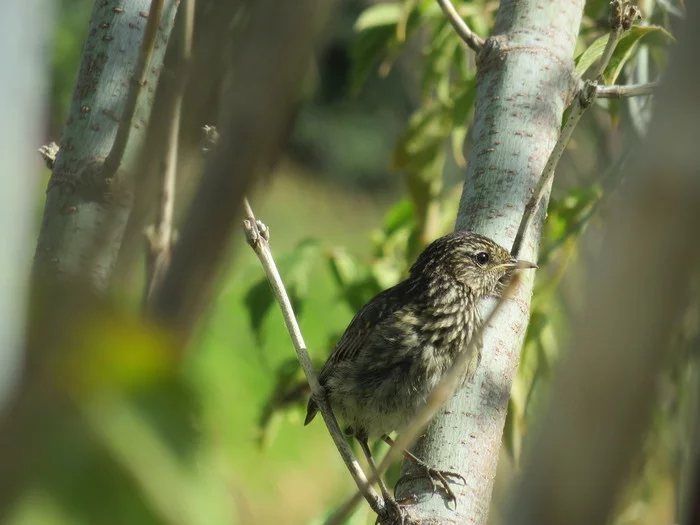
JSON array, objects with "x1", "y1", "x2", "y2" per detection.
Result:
[
  {"x1": 34, "y1": 0, "x2": 178, "y2": 288},
  {"x1": 396, "y1": 1, "x2": 585, "y2": 522}
]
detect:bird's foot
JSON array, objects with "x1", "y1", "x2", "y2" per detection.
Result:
[
  {"x1": 399, "y1": 461, "x2": 465, "y2": 507},
  {"x1": 375, "y1": 496, "x2": 408, "y2": 525}
]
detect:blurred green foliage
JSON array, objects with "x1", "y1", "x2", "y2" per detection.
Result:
[{"x1": 7, "y1": 0, "x2": 685, "y2": 524}]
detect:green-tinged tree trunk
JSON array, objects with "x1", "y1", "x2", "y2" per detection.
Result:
[
  {"x1": 34, "y1": 0, "x2": 178, "y2": 288},
  {"x1": 396, "y1": 0, "x2": 584, "y2": 522}
]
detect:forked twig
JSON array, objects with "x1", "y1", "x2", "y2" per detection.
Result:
[{"x1": 436, "y1": 0, "x2": 484, "y2": 53}]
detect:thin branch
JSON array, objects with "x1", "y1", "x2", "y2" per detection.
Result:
[
  {"x1": 325, "y1": 275, "x2": 523, "y2": 525},
  {"x1": 144, "y1": 0, "x2": 195, "y2": 304},
  {"x1": 596, "y1": 28, "x2": 624, "y2": 82},
  {"x1": 436, "y1": 0, "x2": 484, "y2": 53},
  {"x1": 596, "y1": 81, "x2": 658, "y2": 98},
  {"x1": 242, "y1": 200, "x2": 386, "y2": 518},
  {"x1": 103, "y1": 0, "x2": 165, "y2": 177},
  {"x1": 512, "y1": 1, "x2": 640, "y2": 257}
]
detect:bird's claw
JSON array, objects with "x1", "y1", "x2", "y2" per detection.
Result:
[
  {"x1": 376, "y1": 496, "x2": 408, "y2": 525},
  {"x1": 399, "y1": 465, "x2": 465, "y2": 507}
]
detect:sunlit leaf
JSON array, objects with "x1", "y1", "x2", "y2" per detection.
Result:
[
  {"x1": 383, "y1": 199, "x2": 416, "y2": 235},
  {"x1": 59, "y1": 310, "x2": 178, "y2": 397},
  {"x1": 244, "y1": 239, "x2": 321, "y2": 344},
  {"x1": 257, "y1": 358, "x2": 307, "y2": 447},
  {"x1": 350, "y1": 6, "x2": 422, "y2": 92},
  {"x1": 450, "y1": 78, "x2": 477, "y2": 167},
  {"x1": 392, "y1": 101, "x2": 452, "y2": 175},
  {"x1": 602, "y1": 26, "x2": 673, "y2": 84},
  {"x1": 574, "y1": 25, "x2": 673, "y2": 81},
  {"x1": 327, "y1": 249, "x2": 381, "y2": 312},
  {"x1": 354, "y1": 3, "x2": 402, "y2": 31}
]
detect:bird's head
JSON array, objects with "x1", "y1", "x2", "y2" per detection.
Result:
[{"x1": 409, "y1": 231, "x2": 537, "y2": 298}]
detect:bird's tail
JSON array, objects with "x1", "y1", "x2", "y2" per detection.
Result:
[{"x1": 304, "y1": 399, "x2": 318, "y2": 425}]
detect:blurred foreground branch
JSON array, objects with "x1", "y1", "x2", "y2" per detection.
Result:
[
  {"x1": 507, "y1": 2, "x2": 700, "y2": 524},
  {"x1": 151, "y1": 0, "x2": 329, "y2": 337},
  {"x1": 144, "y1": 0, "x2": 196, "y2": 304}
]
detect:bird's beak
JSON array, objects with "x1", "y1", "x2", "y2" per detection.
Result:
[{"x1": 500, "y1": 258, "x2": 538, "y2": 270}]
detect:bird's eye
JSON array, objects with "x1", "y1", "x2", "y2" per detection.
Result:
[{"x1": 475, "y1": 252, "x2": 490, "y2": 266}]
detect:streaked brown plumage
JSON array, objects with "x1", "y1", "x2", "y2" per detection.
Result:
[{"x1": 305, "y1": 230, "x2": 536, "y2": 507}]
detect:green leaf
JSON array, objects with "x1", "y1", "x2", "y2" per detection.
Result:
[
  {"x1": 327, "y1": 250, "x2": 381, "y2": 312},
  {"x1": 243, "y1": 279, "x2": 275, "y2": 345},
  {"x1": 350, "y1": 25, "x2": 396, "y2": 92},
  {"x1": 327, "y1": 248, "x2": 362, "y2": 290},
  {"x1": 383, "y1": 199, "x2": 416, "y2": 236},
  {"x1": 244, "y1": 240, "x2": 321, "y2": 344},
  {"x1": 257, "y1": 358, "x2": 306, "y2": 447},
  {"x1": 602, "y1": 26, "x2": 673, "y2": 84},
  {"x1": 450, "y1": 78, "x2": 477, "y2": 167},
  {"x1": 574, "y1": 33, "x2": 610, "y2": 76},
  {"x1": 392, "y1": 101, "x2": 452, "y2": 175},
  {"x1": 350, "y1": 5, "x2": 422, "y2": 92},
  {"x1": 397, "y1": 0, "x2": 419, "y2": 42},
  {"x1": 354, "y1": 3, "x2": 402, "y2": 31},
  {"x1": 574, "y1": 25, "x2": 673, "y2": 80},
  {"x1": 422, "y1": 19, "x2": 460, "y2": 100}
]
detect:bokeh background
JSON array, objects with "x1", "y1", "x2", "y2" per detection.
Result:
[{"x1": 2, "y1": 0, "x2": 685, "y2": 524}]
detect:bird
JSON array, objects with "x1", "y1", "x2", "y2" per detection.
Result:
[{"x1": 304, "y1": 230, "x2": 536, "y2": 508}]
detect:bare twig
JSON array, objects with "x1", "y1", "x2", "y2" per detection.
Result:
[
  {"x1": 596, "y1": 81, "x2": 658, "y2": 98},
  {"x1": 512, "y1": 1, "x2": 640, "y2": 256},
  {"x1": 103, "y1": 0, "x2": 165, "y2": 177},
  {"x1": 436, "y1": 0, "x2": 484, "y2": 53},
  {"x1": 144, "y1": 0, "x2": 195, "y2": 304},
  {"x1": 325, "y1": 275, "x2": 523, "y2": 525},
  {"x1": 242, "y1": 199, "x2": 386, "y2": 517}
]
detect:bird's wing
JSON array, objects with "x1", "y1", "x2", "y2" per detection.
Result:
[
  {"x1": 318, "y1": 279, "x2": 415, "y2": 384},
  {"x1": 304, "y1": 279, "x2": 419, "y2": 426}
]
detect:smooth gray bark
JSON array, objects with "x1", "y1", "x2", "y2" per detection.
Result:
[
  {"x1": 34, "y1": 0, "x2": 178, "y2": 288},
  {"x1": 396, "y1": 0, "x2": 584, "y2": 522}
]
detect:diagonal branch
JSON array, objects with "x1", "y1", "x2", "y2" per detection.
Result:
[
  {"x1": 436, "y1": 0, "x2": 484, "y2": 53},
  {"x1": 242, "y1": 200, "x2": 386, "y2": 518},
  {"x1": 512, "y1": 1, "x2": 641, "y2": 257}
]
